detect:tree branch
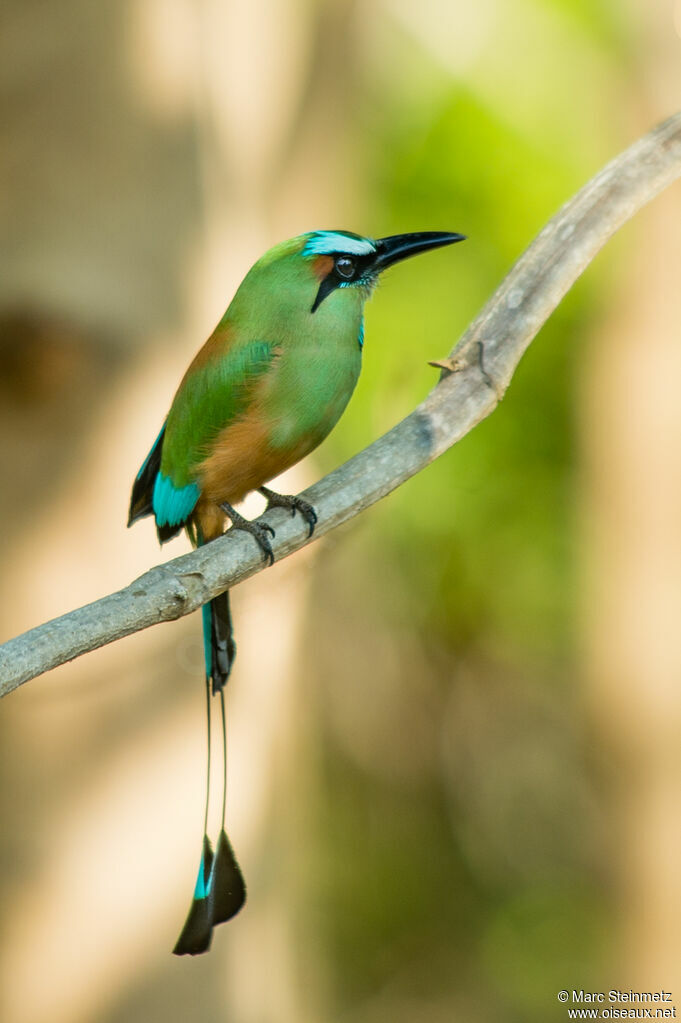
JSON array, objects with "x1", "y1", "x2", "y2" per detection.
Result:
[{"x1": 2, "y1": 112, "x2": 681, "y2": 698}]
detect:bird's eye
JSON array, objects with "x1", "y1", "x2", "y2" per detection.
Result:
[{"x1": 335, "y1": 255, "x2": 356, "y2": 279}]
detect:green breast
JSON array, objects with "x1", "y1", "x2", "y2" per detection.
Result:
[
  {"x1": 226, "y1": 249, "x2": 365, "y2": 462},
  {"x1": 261, "y1": 290, "x2": 363, "y2": 459}
]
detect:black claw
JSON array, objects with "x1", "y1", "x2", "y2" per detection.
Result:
[
  {"x1": 258, "y1": 487, "x2": 318, "y2": 538},
  {"x1": 300, "y1": 503, "x2": 318, "y2": 538},
  {"x1": 246, "y1": 522, "x2": 275, "y2": 566},
  {"x1": 220, "y1": 503, "x2": 276, "y2": 565}
]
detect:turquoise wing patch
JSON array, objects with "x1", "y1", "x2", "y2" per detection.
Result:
[{"x1": 153, "y1": 472, "x2": 200, "y2": 527}]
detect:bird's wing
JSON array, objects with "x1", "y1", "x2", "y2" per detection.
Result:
[
  {"x1": 128, "y1": 423, "x2": 166, "y2": 527},
  {"x1": 153, "y1": 333, "x2": 277, "y2": 530}
]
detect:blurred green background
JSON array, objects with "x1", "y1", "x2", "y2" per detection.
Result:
[{"x1": 1, "y1": 2, "x2": 680, "y2": 1021}]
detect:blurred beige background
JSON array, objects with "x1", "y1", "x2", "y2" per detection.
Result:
[{"x1": 1, "y1": 1, "x2": 680, "y2": 1021}]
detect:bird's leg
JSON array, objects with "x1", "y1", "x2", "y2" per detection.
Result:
[
  {"x1": 220, "y1": 502, "x2": 276, "y2": 566},
  {"x1": 258, "y1": 486, "x2": 318, "y2": 538}
]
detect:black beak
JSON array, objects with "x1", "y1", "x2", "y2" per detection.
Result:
[{"x1": 372, "y1": 231, "x2": 466, "y2": 273}]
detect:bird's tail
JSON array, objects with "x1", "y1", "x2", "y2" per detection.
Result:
[
  {"x1": 172, "y1": 555, "x2": 246, "y2": 955},
  {"x1": 203, "y1": 590, "x2": 236, "y2": 695}
]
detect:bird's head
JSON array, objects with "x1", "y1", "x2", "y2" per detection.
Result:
[
  {"x1": 300, "y1": 230, "x2": 466, "y2": 313},
  {"x1": 227, "y1": 229, "x2": 465, "y2": 335}
]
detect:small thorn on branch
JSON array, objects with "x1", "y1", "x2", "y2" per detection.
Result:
[{"x1": 428, "y1": 342, "x2": 499, "y2": 398}]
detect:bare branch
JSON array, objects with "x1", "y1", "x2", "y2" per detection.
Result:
[{"x1": 2, "y1": 112, "x2": 681, "y2": 698}]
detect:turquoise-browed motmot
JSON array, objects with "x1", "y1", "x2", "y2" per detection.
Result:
[{"x1": 128, "y1": 228, "x2": 465, "y2": 954}]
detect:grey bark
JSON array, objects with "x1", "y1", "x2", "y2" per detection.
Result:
[{"x1": 2, "y1": 112, "x2": 681, "y2": 698}]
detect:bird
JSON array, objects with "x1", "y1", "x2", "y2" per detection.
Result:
[{"x1": 128, "y1": 228, "x2": 465, "y2": 955}]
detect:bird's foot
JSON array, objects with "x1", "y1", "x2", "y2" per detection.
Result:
[
  {"x1": 220, "y1": 503, "x2": 276, "y2": 566},
  {"x1": 258, "y1": 486, "x2": 318, "y2": 538}
]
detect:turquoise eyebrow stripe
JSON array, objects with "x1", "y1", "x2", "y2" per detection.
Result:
[
  {"x1": 303, "y1": 231, "x2": 376, "y2": 257},
  {"x1": 153, "y1": 473, "x2": 200, "y2": 526}
]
